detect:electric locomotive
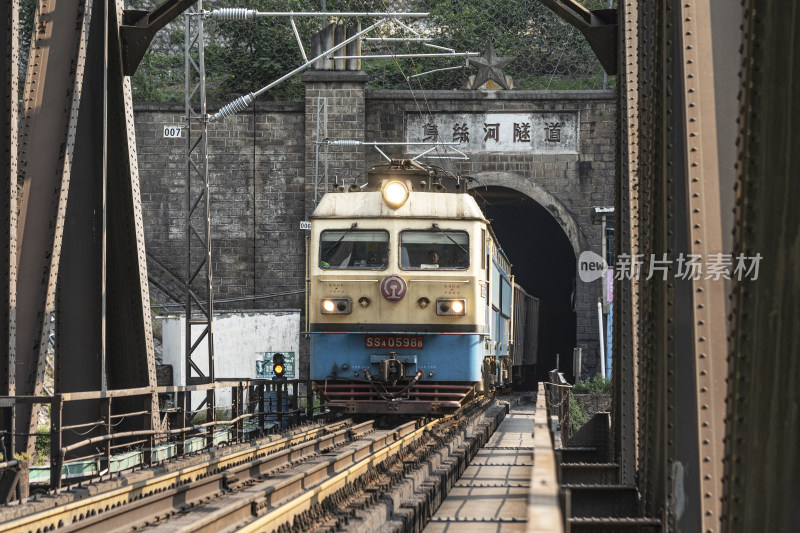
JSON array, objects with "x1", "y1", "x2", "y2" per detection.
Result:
[{"x1": 307, "y1": 160, "x2": 514, "y2": 415}]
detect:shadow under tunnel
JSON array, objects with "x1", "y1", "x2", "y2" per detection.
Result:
[{"x1": 470, "y1": 186, "x2": 577, "y2": 385}]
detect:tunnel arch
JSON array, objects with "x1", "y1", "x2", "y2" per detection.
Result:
[
  {"x1": 469, "y1": 171, "x2": 589, "y2": 257},
  {"x1": 468, "y1": 172, "x2": 587, "y2": 383}
]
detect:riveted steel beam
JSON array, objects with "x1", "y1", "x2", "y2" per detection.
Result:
[
  {"x1": 15, "y1": 0, "x2": 94, "y2": 457},
  {"x1": 611, "y1": 0, "x2": 638, "y2": 489},
  {"x1": 16, "y1": 0, "x2": 163, "y2": 459},
  {"x1": 622, "y1": 0, "x2": 732, "y2": 529},
  {"x1": 105, "y1": 0, "x2": 161, "y2": 434},
  {"x1": 537, "y1": 0, "x2": 617, "y2": 75},
  {"x1": 723, "y1": 1, "x2": 800, "y2": 530},
  {"x1": 56, "y1": 0, "x2": 106, "y2": 456},
  {"x1": 675, "y1": 1, "x2": 728, "y2": 529},
  {"x1": 1, "y1": 0, "x2": 19, "y2": 458},
  {"x1": 57, "y1": 0, "x2": 162, "y2": 452},
  {"x1": 120, "y1": 0, "x2": 198, "y2": 75}
]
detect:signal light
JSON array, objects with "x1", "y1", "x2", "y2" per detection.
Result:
[
  {"x1": 273, "y1": 353, "x2": 286, "y2": 377},
  {"x1": 436, "y1": 298, "x2": 467, "y2": 316},
  {"x1": 321, "y1": 298, "x2": 351, "y2": 314}
]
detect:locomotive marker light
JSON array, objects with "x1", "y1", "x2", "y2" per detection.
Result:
[
  {"x1": 382, "y1": 180, "x2": 410, "y2": 208},
  {"x1": 321, "y1": 297, "x2": 351, "y2": 314},
  {"x1": 436, "y1": 298, "x2": 467, "y2": 315}
]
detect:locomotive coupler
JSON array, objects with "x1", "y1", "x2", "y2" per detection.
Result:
[{"x1": 379, "y1": 352, "x2": 403, "y2": 384}]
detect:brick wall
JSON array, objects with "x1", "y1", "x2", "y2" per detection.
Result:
[
  {"x1": 302, "y1": 71, "x2": 369, "y2": 217},
  {"x1": 135, "y1": 102, "x2": 307, "y2": 314}
]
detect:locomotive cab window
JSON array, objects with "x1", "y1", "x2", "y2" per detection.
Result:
[
  {"x1": 320, "y1": 229, "x2": 389, "y2": 269},
  {"x1": 400, "y1": 230, "x2": 469, "y2": 270}
]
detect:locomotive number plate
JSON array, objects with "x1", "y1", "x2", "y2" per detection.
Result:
[{"x1": 365, "y1": 336, "x2": 423, "y2": 349}]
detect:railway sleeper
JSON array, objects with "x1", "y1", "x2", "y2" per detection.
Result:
[{"x1": 301, "y1": 400, "x2": 507, "y2": 532}]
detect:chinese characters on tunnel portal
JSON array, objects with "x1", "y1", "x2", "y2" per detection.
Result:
[{"x1": 406, "y1": 112, "x2": 578, "y2": 153}]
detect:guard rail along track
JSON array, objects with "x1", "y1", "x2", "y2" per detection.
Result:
[{"x1": 2, "y1": 398, "x2": 507, "y2": 532}]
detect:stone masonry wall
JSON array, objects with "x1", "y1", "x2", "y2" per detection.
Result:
[
  {"x1": 135, "y1": 101, "x2": 307, "y2": 313},
  {"x1": 302, "y1": 71, "x2": 369, "y2": 218}
]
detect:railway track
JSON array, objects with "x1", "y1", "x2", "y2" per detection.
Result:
[
  {"x1": 0, "y1": 419, "x2": 356, "y2": 533},
  {"x1": 152, "y1": 398, "x2": 506, "y2": 532},
  {"x1": 1, "y1": 398, "x2": 508, "y2": 533}
]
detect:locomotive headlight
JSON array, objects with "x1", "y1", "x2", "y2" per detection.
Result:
[
  {"x1": 321, "y1": 298, "x2": 351, "y2": 314},
  {"x1": 436, "y1": 298, "x2": 467, "y2": 316},
  {"x1": 382, "y1": 180, "x2": 409, "y2": 208}
]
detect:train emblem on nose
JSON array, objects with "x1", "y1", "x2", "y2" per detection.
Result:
[{"x1": 380, "y1": 275, "x2": 407, "y2": 301}]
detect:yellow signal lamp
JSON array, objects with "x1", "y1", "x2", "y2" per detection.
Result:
[{"x1": 272, "y1": 353, "x2": 286, "y2": 377}]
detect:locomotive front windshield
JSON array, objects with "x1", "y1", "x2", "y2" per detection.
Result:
[
  {"x1": 400, "y1": 230, "x2": 469, "y2": 269},
  {"x1": 320, "y1": 229, "x2": 389, "y2": 269}
]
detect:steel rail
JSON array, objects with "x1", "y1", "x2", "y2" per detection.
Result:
[
  {"x1": 1, "y1": 420, "x2": 356, "y2": 533},
  {"x1": 219, "y1": 418, "x2": 441, "y2": 532}
]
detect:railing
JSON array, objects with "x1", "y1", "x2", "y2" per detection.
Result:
[
  {"x1": 527, "y1": 382, "x2": 565, "y2": 533},
  {"x1": 545, "y1": 370, "x2": 572, "y2": 446},
  {"x1": 0, "y1": 378, "x2": 325, "y2": 501}
]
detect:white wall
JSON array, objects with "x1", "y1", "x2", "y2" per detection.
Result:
[{"x1": 160, "y1": 310, "x2": 300, "y2": 410}]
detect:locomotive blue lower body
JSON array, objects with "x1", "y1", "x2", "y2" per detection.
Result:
[{"x1": 310, "y1": 332, "x2": 485, "y2": 415}]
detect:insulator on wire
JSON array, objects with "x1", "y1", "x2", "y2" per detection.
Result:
[
  {"x1": 210, "y1": 93, "x2": 254, "y2": 122},
  {"x1": 328, "y1": 140, "x2": 361, "y2": 146},
  {"x1": 208, "y1": 8, "x2": 256, "y2": 20}
]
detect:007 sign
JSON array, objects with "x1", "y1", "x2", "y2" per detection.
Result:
[
  {"x1": 365, "y1": 336, "x2": 423, "y2": 349},
  {"x1": 163, "y1": 125, "x2": 182, "y2": 138}
]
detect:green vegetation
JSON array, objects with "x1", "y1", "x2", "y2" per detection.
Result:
[
  {"x1": 16, "y1": 0, "x2": 616, "y2": 103},
  {"x1": 190, "y1": 407, "x2": 231, "y2": 425},
  {"x1": 297, "y1": 396, "x2": 322, "y2": 410},
  {"x1": 132, "y1": 50, "x2": 185, "y2": 102},
  {"x1": 568, "y1": 394, "x2": 589, "y2": 434},
  {"x1": 121, "y1": 0, "x2": 614, "y2": 102},
  {"x1": 572, "y1": 373, "x2": 612, "y2": 395},
  {"x1": 34, "y1": 427, "x2": 50, "y2": 466}
]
